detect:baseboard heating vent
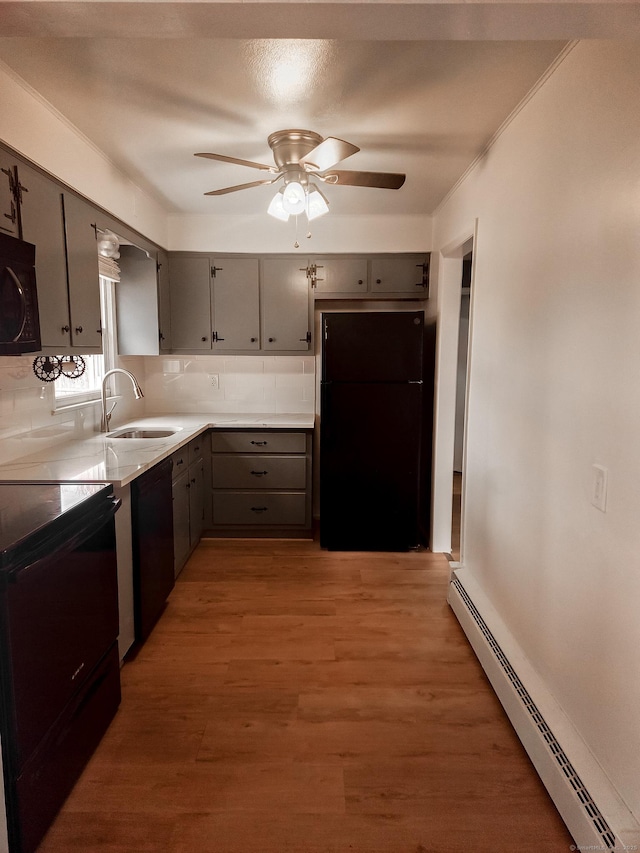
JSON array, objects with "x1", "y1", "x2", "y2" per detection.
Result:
[{"x1": 451, "y1": 576, "x2": 617, "y2": 851}]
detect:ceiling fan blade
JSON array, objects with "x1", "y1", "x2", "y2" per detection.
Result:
[
  {"x1": 299, "y1": 137, "x2": 360, "y2": 172},
  {"x1": 204, "y1": 177, "x2": 280, "y2": 196},
  {"x1": 322, "y1": 170, "x2": 406, "y2": 190},
  {"x1": 195, "y1": 152, "x2": 277, "y2": 173}
]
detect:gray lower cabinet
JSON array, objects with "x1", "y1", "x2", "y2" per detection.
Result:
[
  {"x1": 210, "y1": 429, "x2": 312, "y2": 536},
  {"x1": 172, "y1": 437, "x2": 206, "y2": 577}
]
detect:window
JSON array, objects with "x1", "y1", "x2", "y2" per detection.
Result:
[{"x1": 54, "y1": 277, "x2": 117, "y2": 408}]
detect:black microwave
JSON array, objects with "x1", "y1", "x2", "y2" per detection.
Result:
[{"x1": 0, "y1": 232, "x2": 40, "y2": 355}]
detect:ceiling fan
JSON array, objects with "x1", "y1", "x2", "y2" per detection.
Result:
[{"x1": 195, "y1": 129, "x2": 406, "y2": 221}]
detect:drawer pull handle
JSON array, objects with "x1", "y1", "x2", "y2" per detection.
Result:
[
  {"x1": 250, "y1": 440, "x2": 268, "y2": 446},
  {"x1": 250, "y1": 506, "x2": 268, "y2": 513},
  {"x1": 250, "y1": 470, "x2": 268, "y2": 477}
]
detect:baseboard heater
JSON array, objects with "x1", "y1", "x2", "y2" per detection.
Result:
[{"x1": 448, "y1": 568, "x2": 640, "y2": 852}]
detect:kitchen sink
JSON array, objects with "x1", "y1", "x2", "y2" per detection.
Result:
[{"x1": 107, "y1": 428, "x2": 178, "y2": 439}]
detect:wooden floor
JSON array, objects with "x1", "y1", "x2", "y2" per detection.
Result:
[{"x1": 38, "y1": 538, "x2": 572, "y2": 852}]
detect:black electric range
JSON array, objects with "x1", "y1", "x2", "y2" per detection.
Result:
[{"x1": 0, "y1": 481, "x2": 121, "y2": 853}]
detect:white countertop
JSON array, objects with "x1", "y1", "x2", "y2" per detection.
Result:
[{"x1": 0, "y1": 413, "x2": 315, "y2": 488}]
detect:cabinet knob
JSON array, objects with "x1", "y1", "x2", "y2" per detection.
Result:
[
  {"x1": 376, "y1": 279, "x2": 382, "y2": 285},
  {"x1": 358, "y1": 280, "x2": 363, "y2": 285},
  {"x1": 61, "y1": 325, "x2": 70, "y2": 333},
  {"x1": 201, "y1": 336, "x2": 207, "y2": 342},
  {"x1": 250, "y1": 337, "x2": 257, "y2": 343},
  {"x1": 268, "y1": 337, "x2": 275, "y2": 343},
  {"x1": 75, "y1": 326, "x2": 83, "y2": 334}
]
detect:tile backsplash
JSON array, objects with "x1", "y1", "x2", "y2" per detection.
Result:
[
  {"x1": 143, "y1": 355, "x2": 315, "y2": 415},
  {"x1": 0, "y1": 354, "x2": 315, "y2": 465}
]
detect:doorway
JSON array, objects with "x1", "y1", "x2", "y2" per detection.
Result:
[{"x1": 451, "y1": 251, "x2": 472, "y2": 562}]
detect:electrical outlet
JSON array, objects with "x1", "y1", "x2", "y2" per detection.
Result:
[
  {"x1": 208, "y1": 374, "x2": 219, "y2": 390},
  {"x1": 591, "y1": 464, "x2": 608, "y2": 512}
]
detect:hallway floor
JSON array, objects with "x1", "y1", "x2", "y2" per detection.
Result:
[{"x1": 39, "y1": 538, "x2": 573, "y2": 852}]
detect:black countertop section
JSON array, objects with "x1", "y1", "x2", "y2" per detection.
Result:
[{"x1": 0, "y1": 482, "x2": 114, "y2": 570}]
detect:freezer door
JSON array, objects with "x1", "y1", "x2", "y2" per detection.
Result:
[
  {"x1": 322, "y1": 311, "x2": 424, "y2": 382},
  {"x1": 320, "y1": 381, "x2": 423, "y2": 550}
]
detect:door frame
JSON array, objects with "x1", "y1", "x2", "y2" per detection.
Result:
[{"x1": 431, "y1": 222, "x2": 477, "y2": 559}]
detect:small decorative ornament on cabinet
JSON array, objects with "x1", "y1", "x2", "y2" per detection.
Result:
[{"x1": 33, "y1": 354, "x2": 85, "y2": 382}]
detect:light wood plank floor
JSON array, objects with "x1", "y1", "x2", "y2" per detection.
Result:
[{"x1": 38, "y1": 538, "x2": 573, "y2": 852}]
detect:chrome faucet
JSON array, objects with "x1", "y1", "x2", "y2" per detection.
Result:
[{"x1": 101, "y1": 368, "x2": 144, "y2": 432}]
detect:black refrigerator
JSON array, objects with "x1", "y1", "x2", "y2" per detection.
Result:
[{"x1": 320, "y1": 311, "x2": 436, "y2": 551}]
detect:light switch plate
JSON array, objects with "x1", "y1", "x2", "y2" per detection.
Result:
[{"x1": 591, "y1": 464, "x2": 608, "y2": 512}]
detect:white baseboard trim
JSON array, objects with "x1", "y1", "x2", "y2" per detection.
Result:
[{"x1": 448, "y1": 568, "x2": 640, "y2": 852}]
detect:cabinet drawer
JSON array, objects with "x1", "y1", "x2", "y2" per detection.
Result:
[
  {"x1": 171, "y1": 448, "x2": 189, "y2": 481},
  {"x1": 188, "y1": 436, "x2": 205, "y2": 465},
  {"x1": 211, "y1": 431, "x2": 306, "y2": 454},
  {"x1": 212, "y1": 492, "x2": 306, "y2": 526},
  {"x1": 212, "y1": 455, "x2": 306, "y2": 490}
]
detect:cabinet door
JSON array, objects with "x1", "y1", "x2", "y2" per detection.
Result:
[
  {"x1": 313, "y1": 257, "x2": 368, "y2": 294},
  {"x1": 62, "y1": 193, "x2": 102, "y2": 350},
  {"x1": 157, "y1": 248, "x2": 172, "y2": 351},
  {"x1": 18, "y1": 165, "x2": 71, "y2": 348},
  {"x1": 370, "y1": 256, "x2": 430, "y2": 294},
  {"x1": 0, "y1": 152, "x2": 19, "y2": 237},
  {"x1": 172, "y1": 467, "x2": 191, "y2": 577},
  {"x1": 188, "y1": 459, "x2": 205, "y2": 547},
  {"x1": 261, "y1": 259, "x2": 310, "y2": 351},
  {"x1": 116, "y1": 245, "x2": 161, "y2": 356},
  {"x1": 168, "y1": 256, "x2": 212, "y2": 350},
  {"x1": 212, "y1": 258, "x2": 260, "y2": 351}
]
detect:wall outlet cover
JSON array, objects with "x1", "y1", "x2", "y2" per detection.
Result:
[{"x1": 208, "y1": 374, "x2": 219, "y2": 390}]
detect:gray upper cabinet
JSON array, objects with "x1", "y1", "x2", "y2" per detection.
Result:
[
  {"x1": 157, "y1": 248, "x2": 172, "y2": 352},
  {"x1": 168, "y1": 255, "x2": 212, "y2": 350},
  {"x1": 18, "y1": 164, "x2": 70, "y2": 349},
  {"x1": 62, "y1": 192, "x2": 102, "y2": 349},
  {"x1": 20, "y1": 167, "x2": 102, "y2": 352},
  {"x1": 370, "y1": 255, "x2": 430, "y2": 294},
  {"x1": 211, "y1": 258, "x2": 260, "y2": 351},
  {"x1": 312, "y1": 257, "x2": 368, "y2": 294},
  {"x1": 261, "y1": 259, "x2": 311, "y2": 351},
  {"x1": 0, "y1": 151, "x2": 19, "y2": 238},
  {"x1": 167, "y1": 254, "x2": 312, "y2": 353},
  {"x1": 116, "y1": 245, "x2": 162, "y2": 356}
]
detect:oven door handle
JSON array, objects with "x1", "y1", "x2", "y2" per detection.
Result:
[{"x1": 5, "y1": 266, "x2": 27, "y2": 342}]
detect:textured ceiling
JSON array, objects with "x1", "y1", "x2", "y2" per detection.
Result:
[{"x1": 0, "y1": 37, "x2": 567, "y2": 217}]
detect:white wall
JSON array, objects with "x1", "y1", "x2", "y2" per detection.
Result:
[
  {"x1": 432, "y1": 40, "x2": 640, "y2": 820},
  {"x1": 168, "y1": 213, "x2": 432, "y2": 254},
  {"x1": 0, "y1": 61, "x2": 167, "y2": 247}
]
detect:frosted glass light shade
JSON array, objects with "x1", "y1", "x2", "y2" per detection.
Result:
[
  {"x1": 282, "y1": 181, "x2": 306, "y2": 215},
  {"x1": 267, "y1": 190, "x2": 290, "y2": 221},
  {"x1": 306, "y1": 185, "x2": 330, "y2": 221}
]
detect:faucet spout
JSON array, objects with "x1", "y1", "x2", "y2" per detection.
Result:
[{"x1": 101, "y1": 368, "x2": 144, "y2": 432}]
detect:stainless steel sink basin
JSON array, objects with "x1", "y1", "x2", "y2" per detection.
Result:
[{"x1": 108, "y1": 428, "x2": 178, "y2": 439}]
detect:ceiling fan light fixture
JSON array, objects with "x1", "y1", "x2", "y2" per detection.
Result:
[
  {"x1": 282, "y1": 180, "x2": 306, "y2": 215},
  {"x1": 306, "y1": 184, "x2": 330, "y2": 221},
  {"x1": 267, "y1": 189, "x2": 290, "y2": 221}
]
